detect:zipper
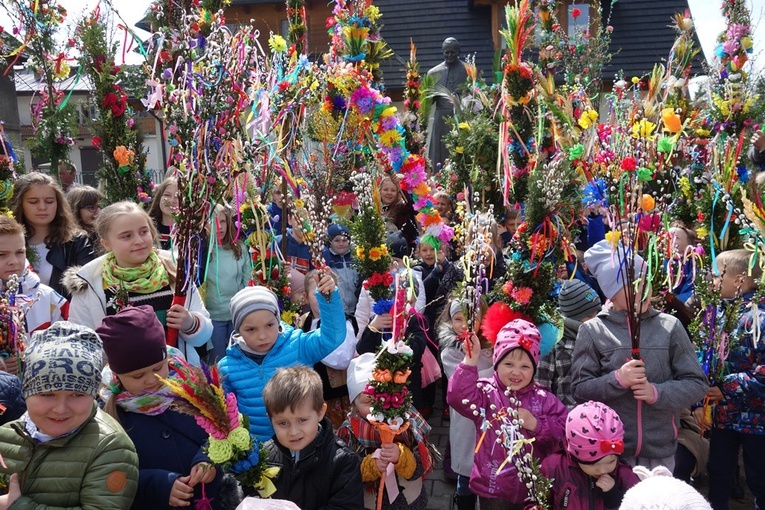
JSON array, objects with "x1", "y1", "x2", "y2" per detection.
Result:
[{"x1": 589, "y1": 477, "x2": 595, "y2": 510}]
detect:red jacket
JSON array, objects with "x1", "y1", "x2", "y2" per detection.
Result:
[{"x1": 540, "y1": 452, "x2": 639, "y2": 510}]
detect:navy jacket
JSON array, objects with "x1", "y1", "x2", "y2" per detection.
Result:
[
  {"x1": 0, "y1": 372, "x2": 25, "y2": 426},
  {"x1": 117, "y1": 407, "x2": 223, "y2": 510},
  {"x1": 46, "y1": 232, "x2": 95, "y2": 300},
  {"x1": 264, "y1": 417, "x2": 363, "y2": 510}
]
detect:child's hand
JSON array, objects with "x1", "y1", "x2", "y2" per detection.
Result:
[
  {"x1": 169, "y1": 475, "x2": 194, "y2": 507},
  {"x1": 316, "y1": 271, "x2": 338, "y2": 294},
  {"x1": 167, "y1": 305, "x2": 195, "y2": 333},
  {"x1": 374, "y1": 457, "x2": 388, "y2": 474},
  {"x1": 369, "y1": 313, "x2": 393, "y2": 331},
  {"x1": 0, "y1": 473, "x2": 21, "y2": 510},
  {"x1": 595, "y1": 473, "x2": 615, "y2": 492},
  {"x1": 706, "y1": 386, "x2": 724, "y2": 402},
  {"x1": 462, "y1": 333, "x2": 481, "y2": 366},
  {"x1": 630, "y1": 380, "x2": 656, "y2": 402},
  {"x1": 189, "y1": 462, "x2": 216, "y2": 487},
  {"x1": 517, "y1": 407, "x2": 538, "y2": 432},
  {"x1": 379, "y1": 443, "x2": 401, "y2": 465},
  {"x1": 618, "y1": 359, "x2": 646, "y2": 386}
]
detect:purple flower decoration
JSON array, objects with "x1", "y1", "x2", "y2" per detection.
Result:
[
  {"x1": 332, "y1": 95, "x2": 347, "y2": 112},
  {"x1": 350, "y1": 87, "x2": 376, "y2": 115}
]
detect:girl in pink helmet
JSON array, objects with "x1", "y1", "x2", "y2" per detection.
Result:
[{"x1": 541, "y1": 401, "x2": 640, "y2": 509}]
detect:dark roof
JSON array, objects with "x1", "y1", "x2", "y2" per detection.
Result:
[
  {"x1": 375, "y1": 0, "x2": 495, "y2": 92},
  {"x1": 603, "y1": 0, "x2": 706, "y2": 77}
]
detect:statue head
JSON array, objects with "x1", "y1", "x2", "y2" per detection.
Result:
[{"x1": 442, "y1": 38, "x2": 461, "y2": 66}]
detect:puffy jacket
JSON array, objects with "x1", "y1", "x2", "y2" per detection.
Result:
[
  {"x1": 44, "y1": 232, "x2": 95, "y2": 300},
  {"x1": 540, "y1": 452, "x2": 639, "y2": 510},
  {"x1": 116, "y1": 407, "x2": 224, "y2": 510},
  {"x1": 0, "y1": 403, "x2": 138, "y2": 509},
  {"x1": 218, "y1": 288, "x2": 346, "y2": 443},
  {"x1": 64, "y1": 251, "x2": 213, "y2": 366},
  {"x1": 0, "y1": 372, "x2": 25, "y2": 426},
  {"x1": 447, "y1": 364, "x2": 567, "y2": 502},
  {"x1": 322, "y1": 247, "x2": 359, "y2": 315},
  {"x1": 713, "y1": 295, "x2": 765, "y2": 435},
  {"x1": 263, "y1": 416, "x2": 363, "y2": 510},
  {"x1": 571, "y1": 308, "x2": 708, "y2": 459}
]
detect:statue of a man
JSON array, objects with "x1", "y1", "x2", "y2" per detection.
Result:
[{"x1": 426, "y1": 37, "x2": 469, "y2": 171}]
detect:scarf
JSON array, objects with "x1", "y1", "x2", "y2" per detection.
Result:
[
  {"x1": 346, "y1": 407, "x2": 437, "y2": 476},
  {"x1": 100, "y1": 348, "x2": 182, "y2": 416},
  {"x1": 102, "y1": 251, "x2": 170, "y2": 294}
]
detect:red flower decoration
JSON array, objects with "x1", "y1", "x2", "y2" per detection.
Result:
[
  {"x1": 571, "y1": 7, "x2": 582, "y2": 19},
  {"x1": 91, "y1": 136, "x2": 102, "y2": 149},
  {"x1": 518, "y1": 335, "x2": 533, "y2": 351},
  {"x1": 620, "y1": 157, "x2": 637, "y2": 171}
]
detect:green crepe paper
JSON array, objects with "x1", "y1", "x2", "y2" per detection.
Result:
[
  {"x1": 568, "y1": 143, "x2": 584, "y2": 161},
  {"x1": 420, "y1": 233, "x2": 441, "y2": 251},
  {"x1": 637, "y1": 167, "x2": 653, "y2": 182},
  {"x1": 657, "y1": 137, "x2": 674, "y2": 153}
]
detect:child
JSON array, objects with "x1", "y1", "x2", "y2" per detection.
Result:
[
  {"x1": 148, "y1": 177, "x2": 179, "y2": 250},
  {"x1": 11, "y1": 172, "x2": 95, "y2": 299},
  {"x1": 274, "y1": 213, "x2": 312, "y2": 275},
  {"x1": 439, "y1": 298, "x2": 493, "y2": 510},
  {"x1": 65, "y1": 201, "x2": 212, "y2": 366},
  {"x1": 67, "y1": 185, "x2": 104, "y2": 250},
  {"x1": 218, "y1": 276, "x2": 346, "y2": 443},
  {"x1": 447, "y1": 319, "x2": 568, "y2": 508},
  {"x1": 0, "y1": 322, "x2": 138, "y2": 508},
  {"x1": 379, "y1": 175, "x2": 418, "y2": 250},
  {"x1": 204, "y1": 204, "x2": 253, "y2": 363},
  {"x1": 296, "y1": 269, "x2": 358, "y2": 429},
  {"x1": 267, "y1": 185, "x2": 284, "y2": 235},
  {"x1": 694, "y1": 249, "x2": 765, "y2": 509},
  {"x1": 536, "y1": 279, "x2": 602, "y2": 408},
  {"x1": 97, "y1": 306, "x2": 226, "y2": 510},
  {"x1": 572, "y1": 239, "x2": 708, "y2": 471},
  {"x1": 261, "y1": 366, "x2": 363, "y2": 509},
  {"x1": 338, "y1": 353, "x2": 436, "y2": 510},
  {"x1": 433, "y1": 191, "x2": 453, "y2": 224},
  {"x1": 322, "y1": 223, "x2": 359, "y2": 315},
  {"x1": 541, "y1": 401, "x2": 640, "y2": 509},
  {"x1": 0, "y1": 215, "x2": 69, "y2": 337}
]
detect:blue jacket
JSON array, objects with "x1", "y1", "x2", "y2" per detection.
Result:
[
  {"x1": 322, "y1": 247, "x2": 359, "y2": 315},
  {"x1": 714, "y1": 294, "x2": 765, "y2": 435},
  {"x1": 117, "y1": 407, "x2": 223, "y2": 510},
  {"x1": 219, "y1": 289, "x2": 346, "y2": 443},
  {"x1": 0, "y1": 372, "x2": 25, "y2": 426}
]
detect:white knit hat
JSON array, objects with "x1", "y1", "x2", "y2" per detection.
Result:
[
  {"x1": 230, "y1": 286, "x2": 280, "y2": 332},
  {"x1": 620, "y1": 466, "x2": 712, "y2": 510},
  {"x1": 584, "y1": 240, "x2": 646, "y2": 300},
  {"x1": 347, "y1": 353, "x2": 377, "y2": 403}
]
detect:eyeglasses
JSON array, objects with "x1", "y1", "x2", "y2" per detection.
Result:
[{"x1": 82, "y1": 205, "x2": 101, "y2": 212}]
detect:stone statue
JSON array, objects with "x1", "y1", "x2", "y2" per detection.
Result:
[{"x1": 426, "y1": 37, "x2": 469, "y2": 171}]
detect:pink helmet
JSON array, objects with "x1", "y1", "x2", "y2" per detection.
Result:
[
  {"x1": 566, "y1": 401, "x2": 625, "y2": 463},
  {"x1": 492, "y1": 319, "x2": 541, "y2": 369}
]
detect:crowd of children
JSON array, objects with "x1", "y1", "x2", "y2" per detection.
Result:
[{"x1": 0, "y1": 170, "x2": 761, "y2": 510}]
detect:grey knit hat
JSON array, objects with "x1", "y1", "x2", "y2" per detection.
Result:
[
  {"x1": 584, "y1": 240, "x2": 646, "y2": 300},
  {"x1": 230, "y1": 286, "x2": 280, "y2": 332},
  {"x1": 558, "y1": 280, "x2": 602, "y2": 321},
  {"x1": 23, "y1": 322, "x2": 103, "y2": 398}
]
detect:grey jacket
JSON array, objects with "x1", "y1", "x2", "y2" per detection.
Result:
[{"x1": 571, "y1": 308, "x2": 708, "y2": 460}]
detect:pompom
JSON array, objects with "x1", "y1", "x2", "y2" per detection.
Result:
[{"x1": 480, "y1": 302, "x2": 531, "y2": 345}]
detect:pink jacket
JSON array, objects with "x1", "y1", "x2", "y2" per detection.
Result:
[
  {"x1": 447, "y1": 363, "x2": 567, "y2": 503},
  {"x1": 540, "y1": 453, "x2": 639, "y2": 510}
]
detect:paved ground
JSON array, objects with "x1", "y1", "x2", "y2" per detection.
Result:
[{"x1": 422, "y1": 387, "x2": 755, "y2": 510}]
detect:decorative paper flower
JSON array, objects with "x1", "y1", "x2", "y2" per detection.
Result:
[
  {"x1": 640, "y1": 194, "x2": 656, "y2": 212},
  {"x1": 577, "y1": 109, "x2": 598, "y2": 129},
  {"x1": 207, "y1": 437, "x2": 234, "y2": 464},
  {"x1": 620, "y1": 157, "x2": 637, "y2": 171},
  {"x1": 511, "y1": 287, "x2": 534, "y2": 305},
  {"x1": 661, "y1": 108, "x2": 682, "y2": 133},
  {"x1": 631, "y1": 119, "x2": 657, "y2": 138},
  {"x1": 268, "y1": 34, "x2": 287, "y2": 53},
  {"x1": 113, "y1": 146, "x2": 134, "y2": 167},
  {"x1": 228, "y1": 426, "x2": 251, "y2": 450}
]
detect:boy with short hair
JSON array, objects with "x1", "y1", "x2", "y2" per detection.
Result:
[
  {"x1": 218, "y1": 275, "x2": 347, "y2": 443},
  {"x1": 262, "y1": 366, "x2": 363, "y2": 510},
  {"x1": 696, "y1": 249, "x2": 765, "y2": 509},
  {"x1": 0, "y1": 322, "x2": 138, "y2": 508},
  {"x1": 0, "y1": 215, "x2": 68, "y2": 375},
  {"x1": 571, "y1": 239, "x2": 708, "y2": 471}
]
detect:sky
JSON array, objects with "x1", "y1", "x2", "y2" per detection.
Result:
[{"x1": 1, "y1": 0, "x2": 764, "y2": 74}]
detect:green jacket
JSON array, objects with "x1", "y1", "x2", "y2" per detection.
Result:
[{"x1": 0, "y1": 403, "x2": 139, "y2": 509}]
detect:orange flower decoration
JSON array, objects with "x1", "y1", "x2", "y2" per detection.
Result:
[
  {"x1": 113, "y1": 146, "x2": 134, "y2": 167},
  {"x1": 661, "y1": 108, "x2": 682, "y2": 134},
  {"x1": 392, "y1": 370, "x2": 411, "y2": 384},
  {"x1": 640, "y1": 194, "x2": 656, "y2": 212},
  {"x1": 368, "y1": 247, "x2": 383, "y2": 261},
  {"x1": 373, "y1": 369, "x2": 392, "y2": 383}
]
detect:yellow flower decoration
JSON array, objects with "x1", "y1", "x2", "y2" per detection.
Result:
[
  {"x1": 356, "y1": 246, "x2": 365, "y2": 259},
  {"x1": 281, "y1": 310, "x2": 297, "y2": 325},
  {"x1": 577, "y1": 109, "x2": 598, "y2": 129},
  {"x1": 379, "y1": 245, "x2": 388, "y2": 256},
  {"x1": 268, "y1": 34, "x2": 287, "y2": 53},
  {"x1": 458, "y1": 122, "x2": 471, "y2": 130},
  {"x1": 293, "y1": 198, "x2": 305, "y2": 209},
  {"x1": 228, "y1": 426, "x2": 251, "y2": 451},
  {"x1": 631, "y1": 119, "x2": 656, "y2": 139},
  {"x1": 364, "y1": 5, "x2": 381, "y2": 22},
  {"x1": 679, "y1": 177, "x2": 692, "y2": 199},
  {"x1": 605, "y1": 231, "x2": 621, "y2": 246},
  {"x1": 455, "y1": 146, "x2": 464, "y2": 154},
  {"x1": 368, "y1": 247, "x2": 382, "y2": 261},
  {"x1": 379, "y1": 130, "x2": 402, "y2": 147},
  {"x1": 207, "y1": 437, "x2": 233, "y2": 464},
  {"x1": 696, "y1": 226, "x2": 709, "y2": 239},
  {"x1": 53, "y1": 61, "x2": 70, "y2": 81}
]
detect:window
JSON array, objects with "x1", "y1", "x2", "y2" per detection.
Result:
[{"x1": 567, "y1": 3, "x2": 590, "y2": 38}]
